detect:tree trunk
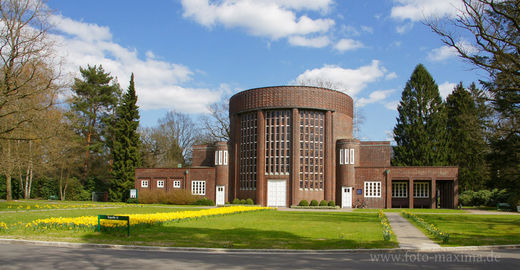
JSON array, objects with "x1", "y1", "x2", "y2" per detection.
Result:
[{"x1": 6, "y1": 141, "x2": 12, "y2": 200}]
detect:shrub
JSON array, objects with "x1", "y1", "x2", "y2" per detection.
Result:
[
  {"x1": 310, "y1": 200, "x2": 319, "y2": 206},
  {"x1": 232, "y1": 198, "x2": 241, "y2": 204},
  {"x1": 138, "y1": 189, "x2": 199, "y2": 204},
  {"x1": 240, "y1": 199, "x2": 247, "y2": 204},
  {"x1": 192, "y1": 197, "x2": 215, "y2": 206},
  {"x1": 328, "y1": 200, "x2": 336, "y2": 207},
  {"x1": 319, "y1": 200, "x2": 328, "y2": 206},
  {"x1": 460, "y1": 189, "x2": 512, "y2": 207},
  {"x1": 298, "y1": 200, "x2": 309, "y2": 206},
  {"x1": 246, "y1": 198, "x2": 254, "y2": 205},
  {"x1": 127, "y1": 198, "x2": 138, "y2": 204}
]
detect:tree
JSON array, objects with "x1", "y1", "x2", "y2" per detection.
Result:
[
  {"x1": 446, "y1": 83, "x2": 490, "y2": 190},
  {"x1": 393, "y1": 64, "x2": 449, "y2": 166},
  {"x1": 0, "y1": 0, "x2": 59, "y2": 200},
  {"x1": 69, "y1": 65, "x2": 121, "y2": 180},
  {"x1": 109, "y1": 74, "x2": 141, "y2": 202},
  {"x1": 296, "y1": 78, "x2": 365, "y2": 137},
  {"x1": 427, "y1": 0, "x2": 519, "y2": 200},
  {"x1": 200, "y1": 101, "x2": 230, "y2": 142},
  {"x1": 139, "y1": 111, "x2": 198, "y2": 167}
]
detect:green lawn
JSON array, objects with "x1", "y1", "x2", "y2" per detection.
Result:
[
  {"x1": 354, "y1": 208, "x2": 467, "y2": 213},
  {"x1": 0, "y1": 201, "x2": 397, "y2": 249},
  {"x1": 410, "y1": 214, "x2": 520, "y2": 246}
]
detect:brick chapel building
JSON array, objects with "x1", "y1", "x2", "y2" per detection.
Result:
[{"x1": 135, "y1": 86, "x2": 458, "y2": 208}]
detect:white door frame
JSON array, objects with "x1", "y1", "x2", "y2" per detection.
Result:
[
  {"x1": 216, "y1": 185, "x2": 225, "y2": 206},
  {"x1": 267, "y1": 180, "x2": 286, "y2": 207},
  {"x1": 342, "y1": 186, "x2": 352, "y2": 208}
]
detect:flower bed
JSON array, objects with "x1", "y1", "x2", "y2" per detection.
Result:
[
  {"x1": 402, "y1": 210, "x2": 449, "y2": 243},
  {"x1": 23, "y1": 206, "x2": 271, "y2": 231},
  {"x1": 378, "y1": 210, "x2": 393, "y2": 241}
]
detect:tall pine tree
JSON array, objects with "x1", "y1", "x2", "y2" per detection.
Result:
[
  {"x1": 393, "y1": 64, "x2": 448, "y2": 166},
  {"x1": 446, "y1": 83, "x2": 489, "y2": 191},
  {"x1": 109, "y1": 74, "x2": 141, "y2": 202}
]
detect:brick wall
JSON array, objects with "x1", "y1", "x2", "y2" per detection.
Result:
[
  {"x1": 229, "y1": 86, "x2": 353, "y2": 117},
  {"x1": 192, "y1": 145, "x2": 215, "y2": 167},
  {"x1": 359, "y1": 141, "x2": 391, "y2": 167}
]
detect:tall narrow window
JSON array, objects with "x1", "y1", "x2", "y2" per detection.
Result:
[
  {"x1": 299, "y1": 110, "x2": 324, "y2": 190},
  {"x1": 265, "y1": 110, "x2": 291, "y2": 175},
  {"x1": 239, "y1": 112, "x2": 257, "y2": 190},
  {"x1": 223, "y1": 150, "x2": 228, "y2": 165},
  {"x1": 350, "y1": 149, "x2": 355, "y2": 164}
]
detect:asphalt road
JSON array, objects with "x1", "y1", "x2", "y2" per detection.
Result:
[{"x1": 1, "y1": 243, "x2": 520, "y2": 270}]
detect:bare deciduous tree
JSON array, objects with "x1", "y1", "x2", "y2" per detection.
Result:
[{"x1": 200, "y1": 101, "x2": 230, "y2": 142}]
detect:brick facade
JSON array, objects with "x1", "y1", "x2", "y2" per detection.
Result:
[{"x1": 136, "y1": 86, "x2": 458, "y2": 208}]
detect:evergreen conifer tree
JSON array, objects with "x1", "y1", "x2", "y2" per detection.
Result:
[
  {"x1": 446, "y1": 83, "x2": 489, "y2": 191},
  {"x1": 393, "y1": 64, "x2": 448, "y2": 166},
  {"x1": 109, "y1": 74, "x2": 141, "y2": 201}
]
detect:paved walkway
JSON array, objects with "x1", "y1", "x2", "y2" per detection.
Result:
[{"x1": 385, "y1": 212, "x2": 440, "y2": 250}]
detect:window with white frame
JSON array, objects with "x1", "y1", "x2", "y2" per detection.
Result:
[
  {"x1": 364, "y1": 181, "x2": 381, "y2": 197},
  {"x1": 215, "y1": 150, "x2": 229, "y2": 166},
  {"x1": 173, "y1": 180, "x2": 181, "y2": 188},
  {"x1": 191, "y1": 180, "x2": 206, "y2": 195},
  {"x1": 339, "y1": 149, "x2": 349, "y2": 165},
  {"x1": 392, "y1": 182, "x2": 408, "y2": 198},
  {"x1": 141, "y1": 180, "x2": 148, "y2": 188},
  {"x1": 157, "y1": 180, "x2": 165, "y2": 188},
  {"x1": 414, "y1": 182, "x2": 429, "y2": 198},
  {"x1": 350, "y1": 149, "x2": 355, "y2": 164}
]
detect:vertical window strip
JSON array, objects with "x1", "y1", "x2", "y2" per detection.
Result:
[
  {"x1": 265, "y1": 110, "x2": 291, "y2": 176},
  {"x1": 350, "y1": 149, "x2": 355, "y2": 164},
  {"x1": 299, "y1": 110, "x2": 324, "y2": 190},
  {"x1": 223, "y1": 150, "x2": 228, "y2": 165},
  {"x1": 240, "y1": 112, "x2": 257, "y2": 190}
]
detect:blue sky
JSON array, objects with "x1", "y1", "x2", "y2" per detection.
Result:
[{"x1": 47, "y1": 0, "x2": 486, "y2": 142}]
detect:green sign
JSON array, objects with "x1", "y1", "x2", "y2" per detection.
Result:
[{"x1": 98, "y1": 215, "x2": 130, "y2": 236}]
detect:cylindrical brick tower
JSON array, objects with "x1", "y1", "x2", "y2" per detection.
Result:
[
  {"x1": 229, "y1": 86, "x2": 354, "y2": 207},
  {"x1": 214, "y1": 141, "x2": 229, "y2": 205}
]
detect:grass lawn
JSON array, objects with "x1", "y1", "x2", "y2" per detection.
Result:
[
  {"x1": 354, "y1": 208, "x2": 467, "y2": 213},
  {"x1": 0, "y1": 201, "x2": 397, "y2": 249},
  {"x1": 409, "y1": 214, "x2": 520, "y2": 246}
]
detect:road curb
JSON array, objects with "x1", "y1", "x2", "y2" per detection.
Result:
[{"x1": 1, "y1": 238, "x2": 519, "y2": 254}]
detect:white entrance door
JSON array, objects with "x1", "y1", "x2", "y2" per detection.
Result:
[
  {"x1": 342, "y1": 186, "x2": 352, "y2": 208},
  {"x1": 216, "y1": 185, "x2": 225, "y2": 206},
  {"x1": 267, "y1": 180, "x2": 286, "y2": 207}
]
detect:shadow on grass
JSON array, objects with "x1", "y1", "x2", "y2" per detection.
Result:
[
  {"x1": 415, "y1": 214, "x2": 520, "y2": 246},
  {"x1": 81, "y1": 220, "x2": 395, "y2": 250}
]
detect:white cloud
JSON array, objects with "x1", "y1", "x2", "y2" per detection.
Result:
[
  {"x1": 391, "y1": 0, "x2": 463, "y2": 21},
  {"x1": 50, "y1": 14, "x2": 221, "y2": 113},
  {"x1": 438, "y1": 81, "x2": 457, "y2": 99},
  {"x1": 356, "y1": 89, "x2": 395, "y2": 107},
  {"x1": 49, "y1": 15, "x2": 112, "y2": 41},
  {"x1": 385, "y1": 100, "x2": 400, "y2": 111},
  {"x1": 395, "y1": 22, "x2": 414, "y2": 34},
  {"x1": 385, "y1": 72, "x2": 398, "y2": 80},
  {"x1": 427, "y1": 45, "x2": 458, "y2": 61},
  {"x1": 428, "y1": 41, "x2": 477, "y2": 61},
  {"x1": 334, "y1": 38, "x2": 363, "y2": 52},
  {"x1": 288, "y1": 35, "x2": 330, "y2": 48},
  {"x1": 180, "y1": 0, "x2": 335, "y2": 46},
  {"x1": 294, "y1": 60, "x2": 388, "y2": 97}
]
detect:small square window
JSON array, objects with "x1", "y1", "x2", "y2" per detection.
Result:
[
  {"x1": 157, "y1": 180, "x2": 164, "y2": 188},
  {"x1": 141, "y1": 180, "x2": 148, "y2": 188},
  {"x1": 173, "y1": 180, "x2": 181, "y2": 188}
]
